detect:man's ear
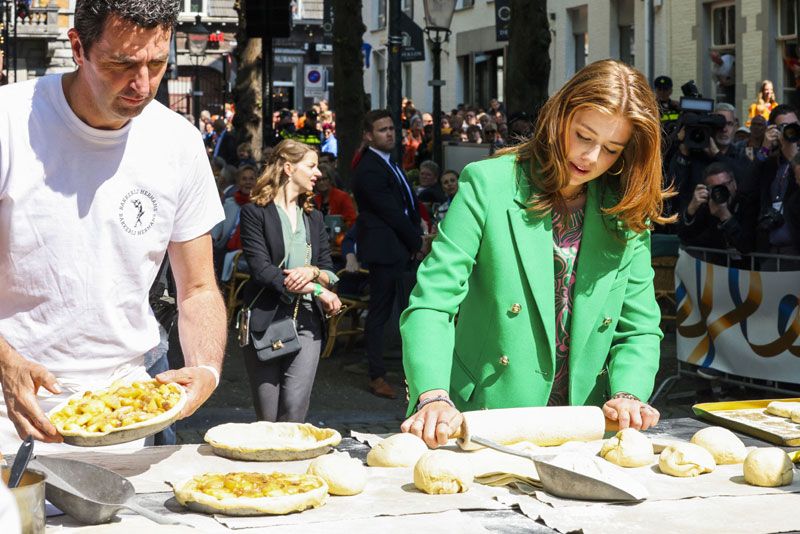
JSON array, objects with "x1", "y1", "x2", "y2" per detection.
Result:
[{"x1": 67, "y1": 28, "x2": 86, "y2": 67}]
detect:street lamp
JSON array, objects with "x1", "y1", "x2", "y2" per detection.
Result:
[
  {"x1": 423, "y1": 0, "x2": 456, "y2": 168},
  {"x1": 187, "y1": 15, "x2": 209, "y2": 129}
]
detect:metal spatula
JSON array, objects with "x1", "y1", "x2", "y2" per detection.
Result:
[
  {"x1": 468, "y1": 434, "x2": 648, "y2": 502},
  {"x1": 29, "y1": 456, "x2": 190, "y2": 526}
]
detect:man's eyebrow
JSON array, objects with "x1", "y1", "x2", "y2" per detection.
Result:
[{"x1": 108, "y1": 54, "x2": 169, "y2": 63}]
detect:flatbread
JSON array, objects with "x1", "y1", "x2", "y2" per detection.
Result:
[
  {"x1": 766, "y1": 401, "x2": 800, "y2": 418},
  {"x1": 205, "y1": 421, "x2": 342, "y2": 461},
  {"x1": 173, "y1": 472, "x2": 328, "y2": 516},
  {"x1": 47, "y1": 381, "x2": 186, "y2": 447}
]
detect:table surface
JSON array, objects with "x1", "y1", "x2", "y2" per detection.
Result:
[{"x1": 42, "y1": 417, "x2": 787, "y2": 533}]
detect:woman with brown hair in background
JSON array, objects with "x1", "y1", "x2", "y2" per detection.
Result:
[{"x1": 239, "y1": 140, "x2": 342, "y2": 422}]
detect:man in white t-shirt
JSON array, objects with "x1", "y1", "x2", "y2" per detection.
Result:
[{"x1": 0, "y1": 0, "x2": 226, "y2": 452}]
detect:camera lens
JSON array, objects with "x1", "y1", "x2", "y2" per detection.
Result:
[
  {"x1": 782, "y1": 122, "x2": 800, "y2": 143},
  {"x1": 710, "y1": 184, "x2": 730, "y2": 204}
]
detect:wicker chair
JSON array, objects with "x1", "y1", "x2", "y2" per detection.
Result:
[
  {"x1": 224, "y1": 250, "x2": 251, "y2": 323},
  {"x1": 322, "y1": 268, "x2": 370, "y2": 358},
  {"x1": 652, "y1": 255, "x2": 678, "y2": 323}
]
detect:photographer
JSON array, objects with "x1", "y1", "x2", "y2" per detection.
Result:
[
  {"x1": 677, "y1": 162, "x2": 757, "y2": 267},
  {"x1": 669, "y1": 102, "x2": 752, "y2": 211},
  {"x1": 752, "y1": 104, "x2": 800, "y2": 266}
]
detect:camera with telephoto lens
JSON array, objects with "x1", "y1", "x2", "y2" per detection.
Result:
[
  {"x1": 674, "y1": 81, "x2": 727, "y2": 151},
  {"x1": 779, "y1": 122, "x2": 800, "y2": 143},
  {"x1": 758, "y1": 208, "x2": 784, "y2": 231},
  {"x1": 709, "y1": 184, "x2": 730, "y2": 204}
]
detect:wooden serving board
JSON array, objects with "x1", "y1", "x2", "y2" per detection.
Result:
[{"x1": 693, "y1": 398, "x2": 800, "y2": 446}]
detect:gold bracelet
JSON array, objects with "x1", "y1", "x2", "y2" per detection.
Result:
[{"x1": 611, "y1": 392, "x2": 640, "y2": 402}]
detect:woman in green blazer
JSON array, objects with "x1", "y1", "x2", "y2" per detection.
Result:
[{"x1": 400, "y1": 60, "x2": 674, "y2": 448}]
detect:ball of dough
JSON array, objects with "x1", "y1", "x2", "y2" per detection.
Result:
[
  {"x1": 413, "y1": 450, "x2": 474, "y2": 494},
  {"x1": 690, "y1": 426, "x2": 747, "y2": 465},
  {"x1": 743, "y1": 448, "x2": 794, "y2": 487},
  {"x1": 307, "y1": 452, "x2": 367, "y2": 496},
  {"x1": 658, "y1": 443, "x2": 716, "y2": 477},
  {"x1": 766, "y1": 401, "x2": 800, "y2": 418},
  {"x1": 599, "y1": 428, "x2": 654, "y2": 468},
  {"x1": 366, "y1": 433, "x2": 428, "y2": 467}
]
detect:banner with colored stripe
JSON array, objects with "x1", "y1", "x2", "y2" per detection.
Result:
[{"x1": 675, "y1": 250, "x2": 800, "y2": 383}]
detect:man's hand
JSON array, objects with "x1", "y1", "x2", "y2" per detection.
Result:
[
  {"x1": 156, "y1": 366, "x2": 218, "y2": 419},
  {"x1": 0, "y1": 348, "x2": 63, "y2": 442},
  {"x1": 705, "y1": 137, "x2": 720, "y2": 158},
  {"x1": 283, "y1": 267, "x2": 316, "y2": 293},
  {"x1": 344, "y1": 253, "x2": 360, "y2": 273},
  {"x1": 763, "y1": 125, "x2": 780, "y2": 149},
  {"x1": 401, "y1": 389, "x2": 463, "y2": 449},
  {"x1": 603, "y1": 397, "x2": 660, "y2": 431},
  {"x1": 708, "y1": 197, "x2": 732, "y2": 221},
  {"x1": 677, "y1": 128, "x2": 690, "y2": 157},
  {"x1": 687, "y1": 184, "x2": 709, "y2": 216}
]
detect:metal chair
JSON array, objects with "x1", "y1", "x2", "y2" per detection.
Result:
[{"x1": 322, "y1": 268, "x2": 369, "y2": 358}]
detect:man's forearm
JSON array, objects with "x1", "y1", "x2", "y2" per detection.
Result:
[{"x1": 177, "y1": 288, "x2": 226, "y2": 372}]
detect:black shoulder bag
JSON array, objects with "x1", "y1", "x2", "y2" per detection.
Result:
[{"x1": 238, "y1": 212, "x2": 312, "y2": 362}]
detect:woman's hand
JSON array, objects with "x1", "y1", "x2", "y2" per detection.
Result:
[
  {"x1": 603, "y1": 394, "x2": 660, "y2": 431},
  {"x1": 317, "y1": 289, "x2": 342, "y2": 315},
  {"x1": 401, "y1": 390, "x2": 463, "y2": 449},
  {"x1": 283, "y1": 267, "x2": 316, "y2": 292}
]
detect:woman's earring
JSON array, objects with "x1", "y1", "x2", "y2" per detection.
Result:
[{"x1": 608, "y1": 158, "x2": 625, "y2": 176}]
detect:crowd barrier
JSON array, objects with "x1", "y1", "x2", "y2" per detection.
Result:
[{"x1": 650, "y1": 246, "x2": 800, "y2": 404}]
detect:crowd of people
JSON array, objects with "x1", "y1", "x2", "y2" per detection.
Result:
[{"x1": 655, "y1": 75, "x2": 800, "y2": 268}]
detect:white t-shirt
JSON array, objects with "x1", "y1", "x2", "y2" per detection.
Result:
[{"x1": 0, "y1": 74, "x2": 223, "y2": 381}]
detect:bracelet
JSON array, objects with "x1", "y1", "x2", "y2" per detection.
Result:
[
  {"x1": 415, "y1": 395, "x2": 455, "y2": 413},
  {"x1": 197, "y1": 365, "x2": 220, "y2": 388},
  {"x1": 611, "y1": 392, "x2": 640, "y2": 402},
  {"x1": 313, "y1": 283, "x2": 323, "y2": 297},
  {"x1": 307, "y1": 265, "x2": 321, "y2": 281}
]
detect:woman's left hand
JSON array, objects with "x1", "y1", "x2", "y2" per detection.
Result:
[
  {"x1": 602, "y1": 396, "x2": 660, "y2": 431},
  {"x1": 283, "y1": 267, "x2": 315, "y2": 292}
]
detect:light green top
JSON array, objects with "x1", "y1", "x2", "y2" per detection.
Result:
[{"x1": 276, "y1": 204, "x2": 338, "y2": 304}]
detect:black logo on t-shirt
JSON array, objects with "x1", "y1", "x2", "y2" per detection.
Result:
[{"x1": 119, "y1": 188, "x2": 158, "y2": 235}]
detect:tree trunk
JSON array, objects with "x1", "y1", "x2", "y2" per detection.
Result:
[
  {"x1": 232, "y1": 0, "x2": 263, "y2": 158},
  {"x1": 506, "y1": 0, "x2": 551, "y2": 120},
  {"x1": 332, "y1": 0, "x2": 367, "y2": 189}
]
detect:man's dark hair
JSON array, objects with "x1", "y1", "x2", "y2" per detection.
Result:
[
  {"x1": 703, "y1": 161, "x2": 734, "y2": 182},
  {"x1": 768, "y1": 104, "x2": 798, "y2": 125},
  {"x1": 74, "y1": 0, "x2": 179, "y2": 57},
  {"x1": 363, "y1": 109, "x2": 392, "y2": 133}
]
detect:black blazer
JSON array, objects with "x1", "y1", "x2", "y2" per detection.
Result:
[
  {"x1": 753, "y1": 156, "x2": 800, "y2": 252},
  {"x1": 239, "y1": 202, "x2": 334, "y2": 331},
  {"x1": 352, "y1": 148, "x2": 422, "y2": 265}
]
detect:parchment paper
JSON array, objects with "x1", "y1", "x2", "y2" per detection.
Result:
[
  {"x1": 213, "y1": 463, "x2": 508, "y2": 529},
  {"x1": 352, "y1": 432, "x2": 800, "y2": 507},
  {"x1": 47, "y1": 509, "x2": 490, "y2": 534},
  {"x1": 506, "y1": 492, "x2": 800, "y2": 534}
]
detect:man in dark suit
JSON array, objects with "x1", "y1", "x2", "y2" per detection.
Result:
[
  {"x1": 352, "y1": 110, "x2": 424, "y2": 399},
  {"x1": 212, "y1": 118, "x2": 239, "y2": 167}
]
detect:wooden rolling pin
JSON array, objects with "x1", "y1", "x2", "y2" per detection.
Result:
[{"x1": 448, "y1": 406, "x2": 618, "y2": 451}]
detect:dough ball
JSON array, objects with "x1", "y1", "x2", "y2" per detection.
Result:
[
  {"x1": 307, "y1": 452, "x2": 367, "y2": 496},
  {"x1": 743, "y1": 448, "x2": 794, "y2": 487},
  {"x1": 599, "y1": 428, "x2": 654, "y2": 468},
  {"x1": 766, "y1": 401, "x2": 800, "y2": 418},
  {"x1": 789, "y1": 409, "x2": 800, "y2": 424},
  {"x1": 658, "y1": 443, "x2": 716, "y2": 477},
  {"x1": 690, "y1": 426, "x2": 747, "y2": 465},
  {"x1": 366, "y1": 433, "x2": 428, "y2": 467},
  {"x1": 413, "y1": 450, "x2": 473, "y2": 494}
]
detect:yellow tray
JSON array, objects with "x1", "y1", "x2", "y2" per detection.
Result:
[{"x1": 693, "y1": 398, "x2": 800, "y2": 446}]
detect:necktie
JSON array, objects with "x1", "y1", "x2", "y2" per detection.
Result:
[{"x1": 389, "y1": 159, "x2": 415, "y2": 213}]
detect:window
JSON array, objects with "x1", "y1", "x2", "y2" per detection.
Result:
[
  {"x1": 619, "y1": 26, "x2": 634, "y2": 65},
  {"x1": 376, "y1": 0, "x2": 387, "y2": 30},
  {"x1": 402, "y1": 0, "x2": 413, "y2": 17},
  {"x1": 184, "y1": 0, "x2": 203, "y2": 13},
  {"x1": 456, "y1": 0, "x2": 475, "y2": 10},
  {"x1": 779, "y1": 0, "x2": 797, "y2": 38},
  {"x1": 711, "y1": 3, "x2": 735, "y2": 47}
]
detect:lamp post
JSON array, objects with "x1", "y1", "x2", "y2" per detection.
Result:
[
  {"x1": 187, "y1": 15, "x2": 209, "y2": 129},
  {"x1": 423, "y1": 0, "x2": 456, "y2": 168}
]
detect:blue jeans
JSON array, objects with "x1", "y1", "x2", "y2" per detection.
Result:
[{"x1": 144, "y1": 326, "x2": 177, "y2": 446}]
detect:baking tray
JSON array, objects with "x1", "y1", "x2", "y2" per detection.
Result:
[{"x1": 693, "y1": 398, "x2": 800, "y2": 446}]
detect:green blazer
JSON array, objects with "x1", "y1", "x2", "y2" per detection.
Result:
[{"x1": 400, "y1": 155, "x2": 662, "y2": 416}]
